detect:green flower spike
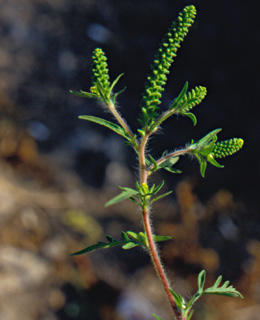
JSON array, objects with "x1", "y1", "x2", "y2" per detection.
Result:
[
  {"x1": 90, "y1": 48, "x2": 110, "y2": 98},
  {"x1": 190, "y1": 130, "x2": 244, "y2": 177},
  {"x1": 212, "y1": 138, "x2": 244, "y2": 158},
  {"x1": 139, "y1": 5, "x2": 197, "y2": 130},
  {"x1": 70, "y1": 48, "x2": 125, "y2": 105}
]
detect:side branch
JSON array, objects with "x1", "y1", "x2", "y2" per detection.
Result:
[{"x1": 148, "y1": 148, "x2": 191, "y2": 172}]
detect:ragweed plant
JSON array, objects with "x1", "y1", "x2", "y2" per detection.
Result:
[{"x1": 70, "y1": 5, "x2": 244, "y2": 320}]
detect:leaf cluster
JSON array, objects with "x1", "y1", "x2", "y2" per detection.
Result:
[
  {"x1": 167, "y1": 270, "x2": 243, "y2": 320},
  {"x1": 190, "y1": 129, "x2": 244, "y2": 177},
  {"x1": 105, "y1": 181, "x2": 172, "y2": 208},
  {"x1": 71, "y1": 231, "x2": 171, "y2": 255}
]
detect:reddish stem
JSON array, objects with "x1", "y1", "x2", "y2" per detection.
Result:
[
  {"x1": 139, "y1": 133, "x2": 181, "y2": 320},
  {"x1": 142, "y1": 207, "x2": 181, "y2": 320}
]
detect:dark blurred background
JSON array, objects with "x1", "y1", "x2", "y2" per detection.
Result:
[{"x1": 0, "y1": 1, "x2": 259, "y2": 320}]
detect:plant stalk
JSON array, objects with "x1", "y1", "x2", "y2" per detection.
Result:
[
  {"x1": 142, "y1": 207, "x2": 181, "y2": 320},
  {"x1": 108, "y1": 101, "x2": 136, "y2": 144},
  {"x1": 139, "y1": 133, "x2": 181, "y2": 320}
]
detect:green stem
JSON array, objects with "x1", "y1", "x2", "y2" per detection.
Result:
[{"x1": 108, "y1": 101, "x2": 137, "y2": 145}]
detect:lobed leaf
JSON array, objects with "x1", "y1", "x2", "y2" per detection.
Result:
[{"x1": 203, "y1": 276, "x2": 243, "y2": 298}]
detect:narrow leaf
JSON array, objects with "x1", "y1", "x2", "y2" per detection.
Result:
[
  {"x1": 153, "y1": 180, "x2": 165, "y2": 194},
  {"x1": 71, "y1": 240, "x2": 126, "y2": 256},
  {"x1": 109, "y1": 73, "x2": 124, "y2": 96},
  {"x1": 153, "y1": 314, "x2": 164, "y2": 320},
  {"x1": 122, "y1": 242, "x2": 139, "y2": 249},
  {"x1": 170, "y1": 81, "x2": 189, "y2": 109},
  {"x1": 79, "y1": 115, "x2": 130, "y2": 141},
  {"x1": 70, "y1": 90, "x2": 97, "y2": 99},
  {"x1": 105, "y1": 189, "x2": 139, "y2": 207},
  {"x1": 163, "y1": 167, "x2": 182, "y2": 174},
  {"x1": 149, "y1": 154, "x2": 158, "y2": 172},
  {"x1": 121, "y1": 231, "x2": 129, "y2": 241},
  {"x1": 158, "y1": 156, "x2": 180, "y2": 169},
  {"x1": 153, "y1": 235, "x2": 172, "y2": 242},
  {"x1": 206, "y1": 154, "x2": 224, "y2": 168},
  {"x1": 200, "y1": 158, "x2": 207, "y2": 177},
  {"x1": 169, "y1": 289, "x2": 185, "y2": 312},
  {"x1": 185, "y1": 112, "x2": 197, "y2": 126},
  {"x1": 186, "y1": 310, "x2": 194, "y2": 320},
  {"x1": 111, "y1": 87, "x2": 127, "y2": 103},
  {"x1": 106, "y1": 235, "x2": 115, "y2": 242},
  {"x1": 198, "y1": 270, "x2": 206, "y2": 293},
  {"x1": 126, "y1": 231, "x2": 139, "y2": 241},
  {"x1": 150, "y1": 190, "x2": 173, "y2": 204}
]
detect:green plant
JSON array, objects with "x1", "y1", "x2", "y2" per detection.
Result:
[{"x1": 70, "y1": 5, "x2": 244, "y2": 320}]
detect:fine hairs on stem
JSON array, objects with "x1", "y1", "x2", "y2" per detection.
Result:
[{"x1": 70, "y1": 5, "x2": 244, "y2": 320}]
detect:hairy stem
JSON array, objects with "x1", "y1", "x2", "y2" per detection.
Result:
[
  {"x1": 108, "y1": 101, "x2": 137, "y2": 144},
  {"x1": 142, "y1": 207, "x2": 180, "y2": 319},
  {"x1": 148, "y1": 148, "x2": 191, "y2": 173},
  {"x1": 139, "y1": 133, "x2": 181, "y2": 320}
]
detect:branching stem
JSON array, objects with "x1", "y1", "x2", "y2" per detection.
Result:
[{"x1": 148, "y1": 148, "x2": 191, "y2": 173}]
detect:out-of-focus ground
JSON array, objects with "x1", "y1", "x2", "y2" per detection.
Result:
[{"x1": 0, "y1": 1, "x2": 259, "y2": 320}]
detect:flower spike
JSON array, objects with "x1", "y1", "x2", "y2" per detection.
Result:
[
  {"x1": 139, "y1": 5, "x2": 197, "y2": 130},
  {"x1": 212, "y1": 138, "x2": 244, "y2": 158}
]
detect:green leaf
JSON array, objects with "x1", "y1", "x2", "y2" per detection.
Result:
[
  {"x1": 111, "y1": 87, "x2": 126, "y2": 103},
  {"x1": 206, "y1": 154, "x2": 224, "y2": 168},
  {"x1": 186, "y1": 310, "x2": 194, "y2": 320},
  {"x1": 163, "y1": 167, "x2": 182, "y2": 174},
  {"x1": 150, "y1": 191, "x2": 173, "y2": 204},
  {"x1": 126, "y1": 231, "x2": 139, "y2": 242},
  {"x1": 121, "y1": 231, "x2": 129, "y2": 241},
  {"x1": 157, "y1": 156, "x2": 181, "y2": 174},
  {"x1": 171, "y1": 81, "x2": 189, "y2": 108},
  {"x1": 197, "y1": 270, "x2": 206, "y2": 293},
  {"x1": 153, "y1": 180, "x2": 165, "y2": 194},
  {"x1": 175, "y1": 86, "x2": 207, "y2": 114},
  {"x1": 203, "y1": 276, "x2": 243, "y2": 298},
  {"x1": 71, "y1": 230, "x2": 150, "y2": 255},
  {"x1": 184, "y1": 112, "x2": 197, "y2": 126},
  {"x1": 122, "y1": 242, "x2": 139, "y2": 249},
  {"x1": 169, "y1": 289, "x2": 185, "y2": 313},
  {"x1": 191, "y1": 129, "x2": 222, "y2": 151},
  {"x1": 199, "y1": 158, "x2": 207, "y2": 178},
  {"x1": 153, "y1": 235, "x2": 172, "y2": 242},
  {"x1": 70, "y1": 239, "x2": 127, "y2": 255},
  {"x1": 148, "y1": 154, "x2": 158, "y2": 172},
  {"x1": 158, "y1": 156, "x2": 180, "y2": 170},
  {"x1": 109, "y1": 73, "x2": 124, "y2": 96},
  {"x1": 79, "y1": 115, "x2": 131, "y2": 141},
  {"x1": 152, "y1": 314, "x2": 164, "y2": 320},
  {"x1": 70, "y1": 90, "x2": 97, "y2": 99},
  {"x1": 71, "y1": 231, "x2": 172, "y2": 256},
  {"x1": 105, "y1": 187, "x2": 139, "y2": 207}
]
